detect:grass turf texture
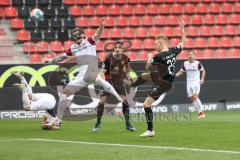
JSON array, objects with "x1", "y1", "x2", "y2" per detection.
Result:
[{"x1": 0, "y1": 111, "x2": 240, "y2": 160}]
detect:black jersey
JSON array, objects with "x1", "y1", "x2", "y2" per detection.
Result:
[{"x1": 151, "y1": 44, "x2": 182, "y2": 83}]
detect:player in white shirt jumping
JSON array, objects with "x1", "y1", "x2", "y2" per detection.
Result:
[
  {"x1": 12, "y1": 71, "x2": 58, "y2": 129},
  {"x1": 44, "y1": 17, "x2": 123, "y2": 129},
  {"x1": 176, "y1": 51, "x2": 206, "y2": 119}
]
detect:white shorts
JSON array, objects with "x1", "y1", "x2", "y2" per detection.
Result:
[
  {"x1": 31, "y1": 93, "x2": 56, "y2": 111},
  {"x1": 187, "y1": 84, "x2": 200, "y2": 97}
]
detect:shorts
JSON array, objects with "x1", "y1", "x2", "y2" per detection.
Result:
[
  {"x1": 101, "y1": 82, "x2": 128, "y2": 97},
  {"x1": 31, "y1": 93, "x2": 56, "y2": 110},
  {"x1": 187, "y1": 84, "x2": 200, "y2": 97}
]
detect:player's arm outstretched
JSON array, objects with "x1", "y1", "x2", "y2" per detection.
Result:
[
  {"x1": 178, "y1": 18, "x2": 186, "y2": 49},
  {"x1": 92, "y1": 17, "x2": 105, "y2": 42},
  {"x1": 44, "y1": 54, "x2": 68, "y2": 64}
]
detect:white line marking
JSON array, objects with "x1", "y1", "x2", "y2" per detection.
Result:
[{"x1": 0, "y1": 138, "x2": 240, "y2": 155}]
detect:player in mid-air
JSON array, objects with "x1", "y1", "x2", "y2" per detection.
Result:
[
  {"x1": 92, "y1": 41, "x2": 136, "y2": 132},
  {"x1": 128, "y1": 19, "x2": 186, "y2": 138},
  {"x1": 12, "y1": 71, "x2": 58, "y2": 129},
  {"x1": 44, "y1": 17, "x2": 123, "y2": 129},
  {"x1": 176, "y1": 51, "x2": 206, "y2": 119}
]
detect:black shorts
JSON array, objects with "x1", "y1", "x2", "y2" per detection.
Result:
[
  {"x1": 149, "y1": 72, "x2": 173, "y2": 100},
  {"x1": 101, "y1": 82, "x2": 128, "y2": 97}
]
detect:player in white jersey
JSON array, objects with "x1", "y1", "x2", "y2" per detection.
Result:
[
  {"x1": 176, "y1": 51, "x2": 206, "y2": 119},
  {"x1": 44, "y1": 17, "x2": 123, "y2": 128},
  {"x1": 12, "y1": 71, "x2": 58, "y2": 129}
]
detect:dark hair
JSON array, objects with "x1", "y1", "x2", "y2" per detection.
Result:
[
  {"x1": 114, "y1": 40, "x2": 123, "y2": 48},
  {"x1": 72, "y1": 27, "x2": 84, "y2": 35}
]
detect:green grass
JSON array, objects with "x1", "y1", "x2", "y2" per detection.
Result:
[{"x1": 0, "y1": 111, "x2": 240, "y2": 160}]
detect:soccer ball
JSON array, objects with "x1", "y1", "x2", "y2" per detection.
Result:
[{"x1": 30, "y1": 8, "x2": 44, "y2": 21}]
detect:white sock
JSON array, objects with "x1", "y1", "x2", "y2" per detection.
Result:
[
  {"x1": 192, "y1": 100, "x2": 201, "y2": 113},
  {"x1": 21, "y1": 87, "x2": 31, "y2": 109},
  {"x1": 20, "y1": 77, "x2": 32, "y2": 94},
  {"x1": 56, "y1": 94, "x2": 71, "y2": 120},
  {"x1": 195, "y1": 98, "x2": 203, "y2": 112},
  {"x1": 95, "y1": 76, "x2": 123, "y2": 102}
]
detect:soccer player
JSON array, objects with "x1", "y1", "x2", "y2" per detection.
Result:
[
  {"x1": 176, "y1": 51, "x2": 206, "y2": 119},
  {"x1": 44, "y1": 17, "x2": 123, "y2": 128},
  {"x1": 12, "y1": 71, "x2": 58, "y2": 129},
  {"x1": 129, "y1": 19, "x2": 186, "y2": 138},
  {"x1": 92, "y1": 41, "x2": 136, "y2": 132}
]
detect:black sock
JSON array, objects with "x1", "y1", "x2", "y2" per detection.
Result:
[
  {"x1": 132, "y1": 75, "x2": 146, "y2": 87},
  {"x1": 96, "y1": 103, "x2": 104, "y2": 126},
  {"x1": 144, "y1": 107, "x2": 153, "y2": 131},
  {"x1": 46, "y1": 108, "x2": 56, "y2": 118},
  {"x1": 122, "y1": 101, "x2": 130, "y2": 126}
]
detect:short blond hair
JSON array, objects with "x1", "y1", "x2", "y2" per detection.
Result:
[{"x1": 155, "y1": 34, "x2": 168, "y2": 42}]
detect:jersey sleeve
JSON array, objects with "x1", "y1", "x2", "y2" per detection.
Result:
[
  {"x1": 102, "y1": 56, "x2": 110, "y2": 71},
  {"x1": 87, "y1": 37, "x2": 96, "y2": 45},
  {"x1": 180, "y1": 63, "x2": 186, "y2": 72},
  {"x1": 173, "y1": 44, "x2": 183, "y2": 56},
  {"x1": 151, "y1": 54, "x2": 160, "y2": 66},
  {"x1": 198, "y1": 62, "x2": 204, "y2": 71}
]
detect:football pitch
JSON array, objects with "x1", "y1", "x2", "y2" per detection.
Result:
[{"x1": 0, "y1": 111, "x2": 240, "y2": 160}]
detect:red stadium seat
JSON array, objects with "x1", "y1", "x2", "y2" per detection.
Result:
[
  {"x1": 98, "y1": 52, "x2": 108, "y2": 62},
  {"x1": 147, "y1": 4, "x2": 159, "y2": 15},
  {"x1": 228, "y1": 49, "x2": 239, "y2": 58},
  {"x1": 96, "y1": 41, "x2": 104, "y2": 51},
  {"x1": 149, "y1": 27, "x2": 160, "y2": 37},
  {"x1": 171, "y1": 4, "x2": 182, "y2": 14},
  {"x1": 127, "y1": 51, "x2": 137, "y2": 60},
  {"x1": 90, "y1": 17, "x2": 100, "y2": 27},
  {"x1": 135, "y1": 4, "x2": 146, "y2": 15},
  {"x1": 204, "y1": 49, "x2": 215, "y2": 59},
  {"x1": 63, "y1": 40, "x2": 74, "y2": 51},
  {"x1": 162, "y1": 27, "x2": 173, "y2": 37},
  {"x1": 64, "y1": 0, "x2": 75, "y2": 5},
  {"x1": 101, "y1": 29, "x2": 109, "y2": 39},
  {"x1": 184, "y1": 3, "x2": 195, "y2": 14},
  {"x1": 17, "y1": 30, "x2": 30, "y2": 41},
  {"x1": 10, "y1": 18, "x2": 23, "y2": 29},
  {"x1": 155, "y1": 15, "x2": 166, "y2": 26},
  {"x1": 160, "y1": 4, "x2": 170, "y2": 14},
  {"x1": 193, "y1": 50, "x2": 204, "y2": 59},
  {"x1": 76, "y1": 17, "x2": 89, "y2": 27},
  {"x1": 204, "y1": 14, "x2": 216, "y2": 25},
  {"x1": 129, "y1": 16, "x2": 140, "y2": 27},
  {"x1": 170, "y1": 38, "x2": 181, "y2": 47},
  {"x1": 181, "y1": 15, "x2": 191, "y2": 25},
  {"x1": 23, "y1": 42, "x2": 36, "y2": 53},
  {"x1": 167, "y1": 15, "x2": 178, "y2": 26},
  {"x1": 208, "y1": 37, "x2": 219, "y2": 48},
  {"x1": 122, "y1": 5, "x2": 133, "y2": 15},
  {"x1": 192, "y1": 15, "x2": 203, "y2": 25},
  {"x1": 196, "y1": 3, "x2": 208, "y2": 14},
  {"x1": 186, "y1": 26, "x2": 198, "y2": 37},
  {"x1": 103, "y1": 0, "x2": 114, "y2": 5},
  {"x1": 216, "y1": 49, "x2": 227, "y2": 58},
  {"x1": 216, "y1": 14, "x2": 228, "y2": 25},
  {"x1": 237, "y1": 25, "x2": 240, "y2": 35},
  {"x1": 144, "y1": 39, "x2": 154, "y2": 49},
  {"x1": 89, "y1": 0, "x2": 100, "y2": 5},
  {"x1": 115, "y1": 0, "x2": 125, "y2": 4},
  {"x1": 233, "y1": 37, "x2": 240, "y2": 47},
  {"x1": 109, "y1": 5, "x2": 120, "y2": 16},
  {"x1": 229, "y1": 14, "x2": 239, "y2": 24},
  {"x1": 131, "y1": 39, "x2": 143, "y2": 50},
  {"x1": 185, "y1": 38, "x2": 194, "y2": 49},
  {"x1": 109, "y1": 28, "x2": 122, "y2": 39},
  {"x1": 4, "y1": 7, "x2": 17, "y2": 18},
  {"x1": 142, "y1": 16, "x2": 153, "y2": 26},
  {"x1": 104, "y1": 17, "x2": 115, "y2": 27},
  {"x1": 50, "y1": 41, "x2": 63, "y2": 53},
  {"x1": 96, "y1": 5, "x2": 107, "y2": 16},
  {"x1": 178, "y1": 50, "x2": 188, "y2": 59},
  {"x1": 44, "y1": 53, "x2": 55, "y2": 59},
  {"x1": 83, "y1": 6, "x2": 94, "y2": 16},
  {"x1": 140, "y1": 0, "x2": 152, "y2": 4},
  {"x1": 138, "y1": 51, "x2": 148, "y2": 60},
  {"x1": 69, "y1": 6, "x2": 82, "y2": 16},
  {"x1": 212, "y1": 25, "x2": 223, "y2": 36},
  {"x1": 128, "y1": 0, "x2": 138, "y2": 4},
  {"x1": 221, "y1": 3, "x2": 233, "y2": 13},
  {"x1": 0, "y1": 8, "x2": 3, "y2": 18},
  {"x1": 76, "y1": 0, "x2": 88, "y2": 5},
  {"x1": 0, "y1": 0, "x2": 10, "y2": 6},
  {"x1": 30, "y1": 54, "x2": 42, "y2": 63},
  {"x1": 173, "y1": 26, "x2": 181, "y2": 37},
  {"x1": 36, "y1": 41, "x2": 48, "y2": 53},
  {"x1": 136, "y1": 27, "x2": 147, "y2": 38},
  {"x1": 116, "y1": 16, "x2": 128, "y2": 27},
  {"x1": 200, "y1": 26, "x2": 211, "y2": 36},
  {"x1": 209, "y1": 3, "x2": 220, "y2": 13},
  {"x1": 235, "y1": 3, "x2": 240, "y2": 13},
  {"x1": 123, "y1": 28, "x2": 135, "y2": 38},
  {"x1": 225, "y1": 25, "x2": 236, "y2": 35},
  {"x1": 195, "y1": 37, "x2": 207, "y2": 48}
]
